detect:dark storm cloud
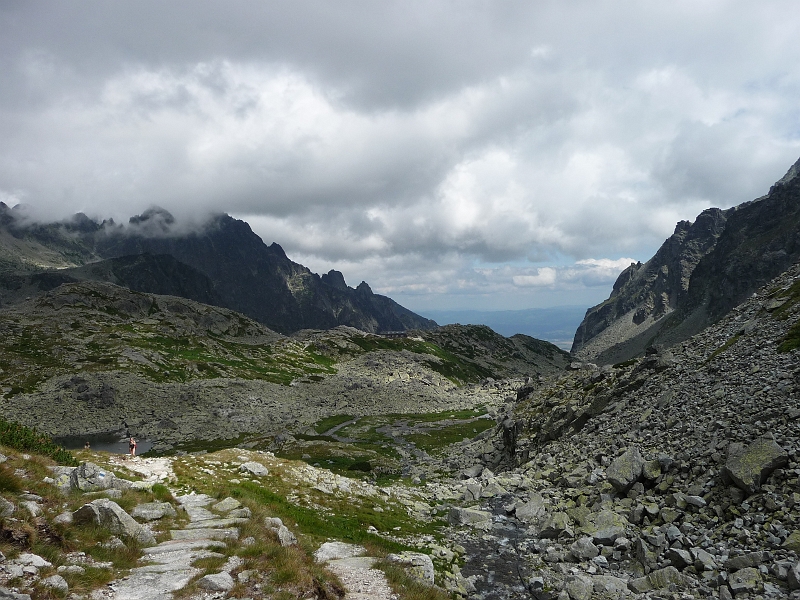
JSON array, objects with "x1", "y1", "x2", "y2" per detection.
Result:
[{"x1": 1, "y1": 1, "x2": 800, "y2": 310}]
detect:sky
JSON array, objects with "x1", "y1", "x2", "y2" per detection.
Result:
[{"x1": 1, "y1": 2, "x2": 800, "y2": 314}]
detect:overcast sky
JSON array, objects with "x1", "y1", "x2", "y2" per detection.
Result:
[{"x1": 2, "y1": 2, "x2": 799, "y2": 312}]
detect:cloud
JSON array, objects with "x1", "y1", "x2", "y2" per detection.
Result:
[{"x1": 1, "y1": 2, "x2": 800, "y2": 311}]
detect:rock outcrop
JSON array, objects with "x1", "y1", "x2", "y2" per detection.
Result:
[{"x1": 573, "y1": 155, "x2": 800, "y2": 364}]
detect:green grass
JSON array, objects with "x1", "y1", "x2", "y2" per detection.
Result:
[
  {"x1": 379, "y1": 562, "x2": 451, "y2": 600},
  {"x1": 313, "y1": 415, "x2": 354, "y2": 434},
  {"x1": 778, "y1": 319, "x2": 800, "y2": 353},
  {"x1": 706, "y1": 332, "x2": 742, "y2": 362},
  {"x1": 405, "y1": 417, "x2": 495, "y2": 453}
]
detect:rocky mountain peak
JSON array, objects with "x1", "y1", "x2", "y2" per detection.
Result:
[{"x1": 573, "y1": 154, "x2": 800, "y2": 364}]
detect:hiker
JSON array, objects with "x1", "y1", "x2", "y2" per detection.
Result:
[
  {"x1": 84, "y1": 441, "x2": 90, "y2": 450},
  {"x1": 129, "y1": 436, "x2": 137, "y2": 457}
]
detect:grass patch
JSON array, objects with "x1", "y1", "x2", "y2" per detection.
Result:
[
  {"x1": 379, "y1": 561, "x2": 451, "y2": 600},
  {"x1": 405, "y1": 418, "x2": 495, "y2": 453},
  {"x1": 313, "y1": 415, "x2": 354, "y2": 434},
  {"x1": 778, "y1": 319, "x2": 800, "y2": 353},
  {"x1": 0, "y1": 417, "x2": 77, "y2": 466},
  {"x1": 706, "y1": 332, "x2": 742, "y2": 362}
]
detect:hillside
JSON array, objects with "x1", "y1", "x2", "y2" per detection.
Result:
[
  {"x1": 0, "y1": 205, "x2": 436, "y2": 335},
  {"x1": 572, "y1": 155, "x2": 800, "y2": 364},
  {"x1": 0, "y1": 281, "x2": 567, "y2": 454}
]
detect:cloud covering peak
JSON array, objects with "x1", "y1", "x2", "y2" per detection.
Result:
[{"x1": 1, "y1": 1, "x2": 799, "y2": 311}]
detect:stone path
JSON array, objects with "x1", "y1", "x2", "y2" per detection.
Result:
[
  {"x1": 103, "y1": 493, "x2": 247, "y2": 600},
  {"x1": 314, "y1": 542, "x2": 397, "y2": 600}
]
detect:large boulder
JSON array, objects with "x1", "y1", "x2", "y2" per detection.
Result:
[
  {"x1": 628, "y1": 566, "x2": 690, "y2": 593},
  {"x1": 579, "y1": 509, "x2": 629, "y2": 545},
  {"x1": 73, "y1": 499, "x2": 156, "y2": 545},
  {"x1": 131, "y1": 502, "x2": 177, "y2": 521},
  {"x1": 538, "y1": 512, "x2": 573, "y2": 539},
  {"x1": 197, "y1": 572, "x2": 234, "y2": 592},
  {"x1": 0, "y1": 498, "x2": 14, "y2": 518},
  {"x1": 239, "y1": 461, "x2": 269, "y2": 476},
  {"x1": 606, "y1": 447, "x2": 645, "y2": 493},
  {"x1": 448, "y1": 507, "x2": 492, "y2": 527},
  {"x1": 515, "y1": 493, "x2": 546, "y2": 524},
  {"x1": 722, "y1": 437, "x2": 788, "y2": 495},
  {"x1": 728, "y1": 567, "x2": 762, "y2": 595},
  {"x1": 386, "y1": 552, "x2": 435, "y2": 584},
  {"x1": 69, "y1": 462, "x2": 116, "y2": 492}
]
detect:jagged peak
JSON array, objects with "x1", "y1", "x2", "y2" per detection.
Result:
[{"x1": 776, "y1": 155, "x2": 800, "y2": 186}]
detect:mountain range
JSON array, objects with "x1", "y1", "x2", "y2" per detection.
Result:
[{"x1": 0, "y1": 205, "x2": 436, "y2": 335}]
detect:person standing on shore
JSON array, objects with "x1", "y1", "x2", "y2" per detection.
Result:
[{"x1": 129, "y1": 436, "x2": 137, "y2": 457}]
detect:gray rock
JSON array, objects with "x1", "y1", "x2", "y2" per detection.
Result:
[
  {"x1": 448, "y1": 507, "x2": 492, "y2": 527},
  {"x1": 565, "y1": 574, "x2": 593, "y2": 600},
  {"x1": 73, "y1": 499, "x2": 157, "y2": 545},
  {"x1": 515, "y1": 493, "x2": 545, "y2": 523},
  {"x1": 212, "y1": 497, "x2": 241, "y2": 512},
  {"x1": 265, "y1": 517, "x2": 297, "y2": 546},
  {"x1": 314, "y1": 542, "x2": 365, "y2": 562},
  {"x1": 57, "y1": 565, "x2": 85, "y2": 575},
  {"x1": 461, "y1": 464, "x2": 484, "y2": 479},
  {"x1": 722, "y1": 437, "x2": 788, "y2": 495},
  {"x1": 724, "y1": 551, "x2": 766, "y2": 571},
  {"x1": 668, "y1": 547, "x2": 693, "y2": 570},
  {"x1": 539, "y1": 512, "x2": 573, "y2": 539},
  {"x1": 0, "y1": 588, "x2": 31, "y2": 600},
  {"x1": 386, "y1": 551, "x2": 435, "y2": 584},
  {"x1": 606, "y1": 447, "x2": 645, "y2": 493},
  {"x1": 788, "y1": 561, "x2": 800, "y2": 590},
  {"x1": 14, "y1": 553, "x2": 51, "y2": 568},
  {"x1": 239, "y1": 461, "x2": 269, "y2": 476},
  {"x1": 582, "y1": 509, "x2": 628, "y2": 545},
  {"x1": 0, "y1": 498, "x2": 14, "y2": 518},
  {"x1": 692, "y1": 548, "x2": 718, "y2": 571},
  {"x1": 628, "y1": 566, "x2": 690, "y2": 593},
  {"x1": 592, "y1": 575, "x2": 630, "y2": 596},
  {"x1": 53, "y1": 511, "x2": 73, "y2": 525},
  {"x1": 570, "y1": 537, "x2": 600, "y2": 560},
  {"x1": 228, "y1": 507, "x2": 251, "y2": 519},
  {"x1": 69, "y1": 462, "x2": 116, "y2": 492},
  {"x1": 197, "y1": 572, "x2": 235, "y2": 592},
  {"x1": 40, "y1": 575, "x2": 69, "y2": 593},
  {"x1": 728, "y1": 566, "x2": 762, "y2": 595},
  {"x1": 20, "y1": 500, "x2": 41, "y2": 517},
  {"x1": 131, "y1": 501, "x2": 177, "y2": 521}
]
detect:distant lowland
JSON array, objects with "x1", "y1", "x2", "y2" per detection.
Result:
[{"x1": 420, "y1": 306, "x2": 587, "y2": 350}]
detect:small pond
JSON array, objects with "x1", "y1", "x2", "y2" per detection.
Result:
[{"x1": 53, "y1": 433, "x2": 155, "y2": 455}]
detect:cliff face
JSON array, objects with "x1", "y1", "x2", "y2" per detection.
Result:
[
  {"x1": 572, "y1": 155, "x2": 800, "y2": 364},
  {"x1": 0, "y1": 206, "x2": 437, "y2": 335}
]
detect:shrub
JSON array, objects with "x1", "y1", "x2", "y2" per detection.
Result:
[{"x1": 0, "y1": 417, "x2": 78, "y2": 466}]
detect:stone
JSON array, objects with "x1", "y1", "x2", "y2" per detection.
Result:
[
  {"x1": 722, "y1": 437, "x2": 788, "y2": 495},
  {"x1": 212, "y1": 497, "x2": 241, "y2": 512},
  {"x1": 0, "y1": 498, "x2": 14, "y2": 518},
  {"x1": 728, "y1": 566, "x2": 762, "y2": 595},
  {"x1": 57, "y1": 565, "x2": 85, "y2": 575},
  {"x1": 788, "y1": 561, "x2": 800, "y2": 590},
  {"x1": 462, "y1": 464, "x2": 484, "y2": 479},
  {"x1": 131, "y1": 501, "x2": 177, "y2": 521},
  {"x1": 197, "y1": 572, "x2": 235, "y2": 592},
  {"x1": 570, "y1": 537, "x2": 600, "y2": 561},
  {"x1": 14, "y1": 553, "x2": 52, "y2": 568},
  {"x1": 539, "y1": 512, "x2": 573, "y2": 539},
  {"x1": 592, "y1": 575, "x2": 630, "y2": 596},
  {"x1": 20, "y1": 500, "x2": 40, "y2": 517},
  {"x1": 515, "y1": 493, "x2": 546, "y2": 523},
  {"x1": 314, "y1": 542, "x2": 366, "y2": 562},
  {"x1": 73, "y1": 499, "x2": 157, "y2": 545},
  {"x1": 53, "y1": 511, "x2": 73, "y2": 525},
  {"x1": 668, "y1": 547, "x2": 693, "y2": 570},
  {"x1": 642, "y1": 459, "x2": 661, "y2": 480},
  {"x1": 463, "y1": 483, "x2": 482, "y2": 501},
  {"x1": 0, "y1": 589, "x2": 31, "y2": 600},
  {"x1": 581, "y1": 509, "x2": 628, "y2": 545},
  {"x1": 102, "y1": 536, "x2": 126, "y2": 550},
  {"x1": 724, "y1": 551, "x2": 765, "y2": 571},
  {"x1": 239, "y1": 461, "x2": 269, "y2": 476},
  {"x1": 565, "y1": 574, "x2": 593, "y2": 600},
  {"x1": 606, "y1": 447, "x2": 645, "y2": 493},
  {"x1": 40, "y1": 575, "x2": 68, "y2": 594},
  {"x1": 783, "y1": 530, "x2": 800, "y2": 553},
  {"x1": 69, "y1": 462, "x2": 116, "y2": 492},
  {"x1": 692, "y1": 548, "x2": 718, "y2": 571},
  {"x1": 628, "y1": 566, "x2": 689, "y2": 593},
  {"x1": 386, "y1": 551, "x2": 435, "y2": 584},
  {"x1": 265, "y1": 517, "x2": 297, "y2": 547},
  {"x1": 448, "y1": 507, "x2": 492, "y2": 527},
  {"x1": 228, "y1": 507, "x2": 251, "y2": 519}
]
